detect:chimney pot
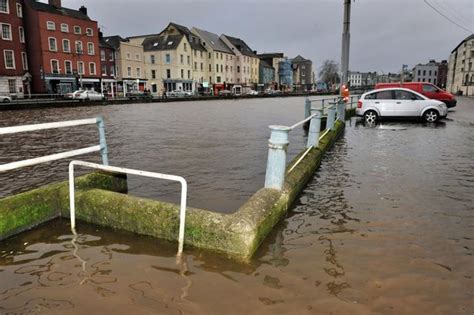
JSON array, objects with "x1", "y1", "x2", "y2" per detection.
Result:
[
  {"x1": 79, "y1": 5, "x2": 88, "y2": 16},
  {"x1": 48, "y1": 0, "x2": 61, "y2": 8}
]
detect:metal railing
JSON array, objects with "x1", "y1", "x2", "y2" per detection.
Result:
[
  {"x1": 68, "y1": 160, "x2": 188, "y2": 256},
  {"x1": 0, "y1": 117, "x2": 108, "y2": 172},
  {"x1": 264, "y1": 95, "x2": 360, "y2": 190}
]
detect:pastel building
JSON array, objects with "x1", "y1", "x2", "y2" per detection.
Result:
[{"x1": 221, "y1": 34, "x2": 259, "y2": 87}]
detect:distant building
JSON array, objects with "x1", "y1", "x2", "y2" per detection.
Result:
[
  {"x1": 103, "y1": 35, "x2": 146, "y2": 95},
  {"x1": 24, "y1": 0, "x2": 101, "y2": 94},
  {"x1": 221, "y1": 34, "x2": 259, "y2": 87},
  {"x1": 437, "y1": 60, "x2": 448, "y2": 89},
  {"x1": 257, "y1": 52, "x2": 285, "y2": 88},
  {"x1": 291, "y1": 55, "x2": 312, "y2": 91},
  {"x1": 0, "y1": 0, "x2": 28, "y2": 97},
  {"x1": 413, "y1": 60, "x2": 439, "y2": 85},
  {"x1": 447, "y1": 34, "x2": 474, "y2": 96},
  {"x1": 258, "y1": 60, "x2": 274, "y2": 90},
  {"x1": 99, "y1": 31, "x2": 116, "y2": 97},
  {"x1": 278, "y1": 58, "x2": 293, "y2": 90},
  {"x1": 348, "y1": 71, "x2": 378, "y2": 87},
  {"x1": 348, "y1": 71, "x2": 362, "y2": 87}
]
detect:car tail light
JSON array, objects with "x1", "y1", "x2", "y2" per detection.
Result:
[{"x1": 357, "y1": 100, "x2": 362, "y2": 108}]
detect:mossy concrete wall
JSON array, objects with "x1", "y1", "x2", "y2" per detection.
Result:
[
  {"x1": 1, "y1": 108, "x2": 353, "y2": 260},
  {"x1": 0, "y1": 172, "x2": 127, "y2": 240}
]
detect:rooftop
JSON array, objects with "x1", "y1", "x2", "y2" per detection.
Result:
[{"x1": 26, "y1": 0, "x2": 91, "y2": 21}]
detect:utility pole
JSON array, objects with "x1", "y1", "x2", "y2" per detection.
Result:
[{"x1": 340, "y1": 0, "x2": 352, "y2": 86}]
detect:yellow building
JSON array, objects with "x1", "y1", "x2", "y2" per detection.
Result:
[{"x1": 221, "y1": 35, "x2": 259, "y2": 87}]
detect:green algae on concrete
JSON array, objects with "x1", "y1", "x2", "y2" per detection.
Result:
[{"x1": 0, "y1": 172, "x2": 127, "y2": 240}]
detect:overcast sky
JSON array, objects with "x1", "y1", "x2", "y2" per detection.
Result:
[{"x1": 57, "y1": 0, "x2": 473, "y2": 75}]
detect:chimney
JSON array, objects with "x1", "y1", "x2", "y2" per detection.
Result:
[
  {"x1": 79, "y1": 5, "x2": 88, "y2": 16},
  {"x1": 48, "y1": 0, "x2": 61, "y2": 7}
]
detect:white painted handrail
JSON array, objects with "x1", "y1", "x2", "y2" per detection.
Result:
[
  {"x1": 0, "y1": 117, "x2": 108, "y2": 172},
  {"x1": 68, "y1": 160, "x2": 188, "y2": 256}
]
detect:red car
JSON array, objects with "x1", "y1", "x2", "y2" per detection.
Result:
[{"x1": 375, "y1": 82, "x2": 456, "y2": 108}]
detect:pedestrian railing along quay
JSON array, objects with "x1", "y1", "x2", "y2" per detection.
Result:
[
  {"x1": 0, "y1": 117, "x2": 188, "y2": 256},
  {"x1": 304, "y1": 95, "x2": 360, "y2": 117},
  {"x1": 264, "y1": 97, "x2": 351, "y2": 191},
  {"x1": 0, "y1": 117, "x2": 109, "y2": 171}
]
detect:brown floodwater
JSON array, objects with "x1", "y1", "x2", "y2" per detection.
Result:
[{"x1": 0, "y1": 97, "x2": 473, "y2": 314}]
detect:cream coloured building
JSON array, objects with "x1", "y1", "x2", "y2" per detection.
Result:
[
  {"x1": 221, "y1": 35, "x2": 259, "y2": 86},
  {"x1": 103, "y1": 36, "x2": 146, "y2": 95},
  {"x1": 447, "y1": 34, "x2": 474, "y2": 96},
  {"x1": 192, "y1": 27, "x2": 236, "y2": 91},
  {"x1": 128, "y1": 23, "x2": 207, "y2": 95}
]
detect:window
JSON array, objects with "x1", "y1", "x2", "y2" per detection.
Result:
[
  {"x1": 187, "y1": 70, "x2": 190, "y2": 79},
  {"x1": 8, "y1": 79, "x2": 16, "y2": 93},
  {"x1": 16, "y1": 3, "x2": 22, "y2": 17},
  {"x1": 151, "y1": 69, "x2": 156, "y2": 79},
  {"x1": 1, "y1": 23, "x2": 12, "y2": 40},
  {"x1": 215, "y1": 64, "x2": 219, "y2": 72},
  {"x1": 127, "y1": 67, "x2": 131, "y2": 77},
  {"x1": 100, "y1": 50, "x2": 105, "y2": 61},
  {"x1": 217, "y1": 76, "x2": 221, "y2": 83},
  {"x1": 194, "y1": 62, "x2": 197, "y2": 70},
  {"x1": 0, "y1": 0, "x2": 9, "y2": 14},
  {"x1": 136, "y1": 67, "x2": 140, "y2": 77},
  {"x1": 220, "y1": 65, "x2": 223, "y2": 72},
  {"x1": 394, "y1": 90, "x2": 421, "y2": 100},
  {"x1": 19, "y1": 27, "x2": 24, "y2": 43},
  {"x1": 74, "y1": 26, "x2": 81, "y2": 34},
  {"x1": 200, "y1": 62, "x2": 203, "y2": 70},
  {"x1": 126, "y1": 52, "x2": 131, "y2": 60},
  {"x1": 215, "y1": 52, "x2": 218, "y2": 58},
  {"x1": 75, "y1": 41, "x2": 83, "y2": 54},
  {"x1": 428, "y1": 70, "x2": 432, "y2": 76},
  {"x1": 422, "y1": 84, "x2": 437, "y2": 92},
  {"x1": 86, "y1": 28, "x2": 93, "y2": 36},
  {"x1": 184, "y1": 43, "x2": 187, "y2": 51},
  {"x1": 21, "y1": 52, "x2": 27, "y2": 70},
  {"x1": 110, "y1": 66, "x2": 115, "y2": 76},
  {"x1": 135, "y1": 53, "x2": 140, "y2": 61},
  {"x1": 89, "y1": 62, "x2": 96, "y2": 75},
  {"x1": 60, "y1": 23, "x2": 69, "y2": 33},
  {"x1": 62, "y1": 39, "x2": 70, "y2": 52},
  {"x1": 102, "y1": 64, "x2": 107, "y2": 75},
  {"x1": 64, "y1": 60, "x2": 72, "y2": 74},
  {"x1": 165, "y1": 54, "x2": 171, "y2": 63},
  {"x1": 187, "y1": 55, "x2": 190, "y2": 65},
  {"x1": 150, "y1": 54, "x2": 155, "y2": 64},
  {"x1": 46, "y1": 21, "x2": 55, "y2": 30},
  {"x1": 423, "y1": 70, "x2": 426, "y2": 76},
  {"x1": 375, "y1": 90, "x2": 393, "y2": 99},
  {"x1": 77, "y1": 61, "x2": 84, "y2": 74},
  {"x1": 209, "y1": 64, "x2": 211, "y2": 72},
  {"x1": 87, "y1": 42, "x2": 94, "y2": 55},
  {"x1": 200, "y1": 51, "x2": 203, "y2": 58},
  {"x1": 115, "y1": 66, "x2": 119, "y2": 76},
  {"x1": 166, "y1": 69, "x2": 171, "y2": 78},
  {"x1": 237, "y1": 66, "x2": 240, "y2": 73},
  {"x1": 208, "y1": 52, "x2": 211, "y2": 59},
  {"x1": 51, "y1": 59, "x2": 59, "y2": 74},
  {"x1": 417, "y1": 70, "x2": 421, "y2": 76},
  {"x1": 181, "y1": 69, "x2": 184, "y2": 78},
  {"x1": 48, "y1": 37, "x2": 57, "y2": 51},
  {"x1": 194, "y1": 50, "x2": 196, "y2": 57},
  {"x1": 180, "y1": 54, "x2": 184, "y2": 64}
]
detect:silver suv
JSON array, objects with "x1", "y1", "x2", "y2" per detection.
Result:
[{"x1": 356, "y1": 88, "x2": 448, "y2": 123}]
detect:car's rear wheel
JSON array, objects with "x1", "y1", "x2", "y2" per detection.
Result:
[
  {"x1": 364, "y1": 110, "x2": 378, "y2": 124},
  {"x1": 423, "y1": 109, "x2": 439, "y2": 123},
  {"x1": 3, "y1": 98, "x2": 10, "y2": 103}
]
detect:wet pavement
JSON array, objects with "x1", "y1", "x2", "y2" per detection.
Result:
[{"x1": 0, "y1": 97, "x2": 473, "y2": 314}]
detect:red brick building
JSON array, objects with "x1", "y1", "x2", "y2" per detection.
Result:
[
  {"x1": 0, "y1": 0, "x2": 29, "y2": 97},
  {"x1": 24, "y1": 0, "x2": 100, "y2": 94}
]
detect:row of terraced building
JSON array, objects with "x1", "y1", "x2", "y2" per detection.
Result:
[{"x1": 0, "y1": 0, "x2": 313, "y2": 97}]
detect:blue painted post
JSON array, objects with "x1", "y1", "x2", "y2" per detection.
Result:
[
  {"x1": 304, "y1": 98, "x2": 311, "y2": 119},
  {"x1": 96, "y1": 116, "x2": 109, "y2": 165},
  {"x1": 306, "y1": 109, "x2": 322, "y2": 148},
  {"x1": 264, "y1": 125, "x2": 290, "y2": 190},
  {"x1": 327, "y1": 105, "x2": 336, "y2": 131}
]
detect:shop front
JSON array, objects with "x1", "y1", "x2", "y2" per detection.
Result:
[
  {"x1": 45, "y1": 75, "x2": 77, "y2": 95},
  {"x1": 163, "y1": 79, "x2": 195, "y2": 93},
  {"x1": 101, "y1": 79, "x2": 117, "y2": 98}
]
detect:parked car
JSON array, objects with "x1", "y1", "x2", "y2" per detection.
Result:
[
  {"x1": 166, "y1": 90, "x2": 187, "y2": 98},
  {"x1": 64, "y1": 90, "x2": 84, "y2": 100},
  {"x1": 219, "y1": 90, "x2": 232, "y2": 96},
  {"x1": 356, "y1": 88, "x2": 448, "y2": 123},
  {"x1": 246, "y1": 90, "x2": 258, "y2": 96},
  {"x1": 375, "y1": 82, "x2": 456, "y2": 108},
  {"x1": 0, "y1": 95, "x2": 12, "y2": 103},
  {"x1": 76, "y1": 90, "x2": 106, "y2": 101},
  {"x1": 126, "y1": 91, "x2": 153, "y2": 100}
]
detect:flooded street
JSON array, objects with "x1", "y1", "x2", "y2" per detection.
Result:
[{"x1": 1, "y1": 97, "x2": 473, "y2": 314}]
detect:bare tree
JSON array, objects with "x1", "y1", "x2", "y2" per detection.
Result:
[{"x1": 319, "y1": 60, "x2": 340, "y2": 86}]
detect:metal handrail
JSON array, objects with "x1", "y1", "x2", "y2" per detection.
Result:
[
  {"x1": 0, "y1": 117, "x2": 108, "y2": 172},
  {"x1": 68, "y1": 160, "x2": 188, "y2": 256}
]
